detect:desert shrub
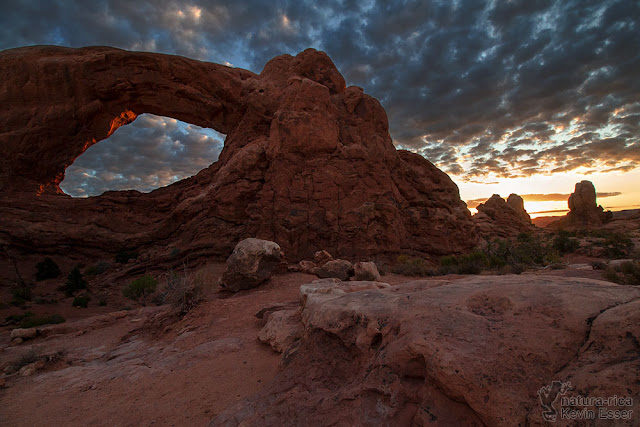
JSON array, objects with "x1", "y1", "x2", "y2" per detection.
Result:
[
  {"x1": 154, "y1": 269, "x2": 205, "y2": 315},
  {"x1": 485, "y1": 235, "x2": 559, "y2": 269},
  {"x1": 123, "y1": 274, "x2": 158, "y2": 306},
  {"x1": 85, "y1": 261, "x2": 111, "y2": 276},
  {"x1": 439, "y1": 250, "x2": 488, "y2": 275},
  {"x1": 11, "y1": 285, "x2": 33, "y2": 306},
  {"x1": 391, "y1": 255, "x2": 436, "y2": 277},
  {"x1": 115, "y1": 250, "x2": 139, "y2": 264},
  {"x1": 64, "y1": 267, "x2": 87, "y2": 296},
  {"x1": 5, "y1": 311, "x2": 35, "y2": 325},
  {"x1": 169, "y1": 248, "x2": 181, "y2": 258},
  {"x1": 19, "y1": 313, "x2": 65, "y2": 328},
  {"x1": 604, "y1": 261, "x2": 640, "y2": 286},
  {"x1": 72, "y1": 295, "x2": 90, "y2": 308},
  {"x1": 602, "y1": 233, "x2": 634, "y2": 259},
  {"x1": 4, "y1": 348, "x2": 65, "y2": 375},
  {"x1": 5, "y1": 347, "x2": 41, "y2": 374},
  {"x1": 96, "y1": 293, "x2": 108, "y2": 306},
  {"x1": 553, "y1": 231, "x2": 580, "y2": 254},
  {"x1": 35, "y1": 258, "x2": 61, "y2": 281}
]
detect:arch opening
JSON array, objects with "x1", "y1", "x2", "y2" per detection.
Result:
[{"x1": 60, "y1": 114, "x2": 226, "y2": 197}]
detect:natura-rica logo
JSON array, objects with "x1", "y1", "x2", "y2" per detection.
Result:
[{"x1": 538, "y1": 381, "x2": 572, "y2": 422}]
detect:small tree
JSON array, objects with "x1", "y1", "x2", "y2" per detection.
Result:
[
  {"x1": 123, "y1": 274, "x2": 158, "y2": 306},
  {"x1": 65, "y1": 267, "x2": 88, "y2": 296},
  {"x1": 35, "y1": 257, "x2": 61, "y2": 281}
]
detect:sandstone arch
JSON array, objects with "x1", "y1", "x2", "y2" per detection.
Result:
[
  {"x1": 0, "y1": 45, "x2": 249, "y2": 194},
  {"x1": 0, "y1": 46, "x2": 477, "y2": 264}
]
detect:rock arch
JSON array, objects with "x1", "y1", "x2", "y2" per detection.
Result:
[
  {"x1": 0, "y1": 45, "x2": 249, "y2": 194},
  {"x1": 0, "y1": 46, "x2": 477, "y2": 263}
]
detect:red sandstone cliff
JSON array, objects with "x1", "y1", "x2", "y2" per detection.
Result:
[{"x1": 0, "y1": 46, "x2": 477, "y2": 268}]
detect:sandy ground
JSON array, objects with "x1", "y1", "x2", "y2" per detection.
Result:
[
  {"x1": 0, "y1": 265, "x2": 314, "y2": 426},
  {"x1": 0, "y1": 261, "x2": 610, "y2": 426}
]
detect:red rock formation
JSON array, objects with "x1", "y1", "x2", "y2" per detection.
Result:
[
  {"x1": 472, "y1": 193, "x2": 533, "y2": 238},
  {"x1": 0, "y1": 46, "x2": 477, "y2": 269},
  {"x1": 211, "y1": 276, "x2": 640, "y2": 426},
  {"x1": 548, "y1": 181, "x2": 613, "y2": 230}
]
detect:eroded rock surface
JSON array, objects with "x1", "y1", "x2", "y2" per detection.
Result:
[
  {"x1": 0, "y1": 46, "x2": 476, "y2": 269},
  {"x1": 212, "y1": 276, "x2": 640, "y2": 426}
]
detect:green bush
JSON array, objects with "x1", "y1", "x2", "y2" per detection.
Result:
[
  {"x1": 439, "y1": 250, "x2": 488, "y2": 275},
  {"x1": 5, "y1": 312, "x2": 65, "y2": 328},
  {"x1": 553, "y1": 231, "x2": 580, "y2": 254},
  {"x1": 123, "y1": 274, "x2": 158, "y2": 306},
  {"x1": 11, "y1": 286, "x2": 33, "y2": 306},
  {"x1": 391, "y1": 255, "x2": 436, "y2": 277},
  {"x1": 64, "y1": 267, "x2": 88, "y2": 296},
  {"x1": 85, "y1": 261, "x2": 111, "y2": 276},
  {"x1": 602, "y1": 233, "x2": 634, "y2": 259},
  {"x1": 115, "y1": 250, "x2": 139, "y2": 264},
  {"x1": 21, "y1": 313, "x2": 65, "y2": 328},
  {"x1": 154, "y1": 270, "x2": 205, "y2": 315},
  {"x1": 604, "y1": 261, "x2": 640, "y2": 286},
  {"x1": 35, "y1": 258, "x2": 61, "y2": 281},
  {"x1": 72, "y1": 295, "x2": 90, "y2": 308}
]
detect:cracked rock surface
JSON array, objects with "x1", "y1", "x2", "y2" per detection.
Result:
[{"x1": 212, "y1": 275, "x2": 640, "y2": 426}]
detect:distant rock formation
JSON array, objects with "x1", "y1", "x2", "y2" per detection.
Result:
[
  {"x1": 0, "y1": 46, "x2": 477, "y2": 272},
  {"x1": 547, "y1": 181, "x2": 612, "y2": 230},
  {"x1": 472, "y1": 193, "x2": 533, "y2": 238}
]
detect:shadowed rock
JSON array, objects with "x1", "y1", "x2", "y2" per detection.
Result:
[
  {"x1": 0, "y1": 46, "x2": 477, "y2": 269},
  {"x1": 548, "y1": 181, "x2": 613, "y2": 230},
  {"x1": 473, "y1": 193, "x2": 533, "y2": 238}
]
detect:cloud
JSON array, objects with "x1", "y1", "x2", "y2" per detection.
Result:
[
  {"x1": 59, "y1": 114, "x2": 224, "y2": 197},
  {"x1": 1, "y1": 0, "x2": 639, "y2": 194}
]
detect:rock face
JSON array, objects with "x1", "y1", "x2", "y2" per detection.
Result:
[
  {"x1": 548, "y1": 181, "x2": 613, "y2": 230},
  {"x1": 211, "y1": 276, "x2": 640, "y2": 426},
  {"x1": 0, "y1": 46, "x2": 477, "y2": 268},
  {"x1": 473, "y1": 193, "x2": 533, "y2": 238},
  {"x1": 219, "y1": 238, "x2": 283, "y2": 292}
]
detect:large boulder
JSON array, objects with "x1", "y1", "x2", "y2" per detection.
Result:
[
  {"x1": 219, "y1": 238, "x2": 283, "y2": 292},
  {"x1": 313, "y1": 259, "x2": 354, "y2": 281},
  {"x1": 211, "y1": 276, "x2": 640, "y2": 426},
  {"x1": 548, "y1": 181, "x2": 613, "y2": 230},
  {"x1": 0, "y1": 46, "x2": 477, "y2": 273},
  {"x1": 353, "y1": 261, "x2": 381, "y2": 281}
]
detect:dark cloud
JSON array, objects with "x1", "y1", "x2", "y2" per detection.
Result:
[{"x1": 1, "y1": 0, "x2": 639, "y2": 194}]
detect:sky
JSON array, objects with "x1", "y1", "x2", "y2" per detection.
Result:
[{"x1": 1, "y1": 0, "x2": 638, "y2": 217}]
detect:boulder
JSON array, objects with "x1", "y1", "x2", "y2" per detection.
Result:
[
  {"x1": 19, "y1": 360, "x2": 45, "y2": 377},
  {"x1": 219, "y1": 238, "x2": 284, "y2": 292},
  {"x1": 10, "y1": 328, "x2": 38, "y2": 340},
  {"x1": 313, "y1": 259, "x2": 354, "y2": 281},
  {"x1": 353, "y1": 261, "x2": 381, "y2": 281},
  {"x1": 313, "y1": 250, "x2": 333, "y2": 266},
  {"x1": 258, "y1": 308, "x2": 303, "y2": 353}
]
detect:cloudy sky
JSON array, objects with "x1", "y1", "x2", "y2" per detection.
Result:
[{"x1": 2, "y1": 0, "x2": 639, "y2": 215}]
